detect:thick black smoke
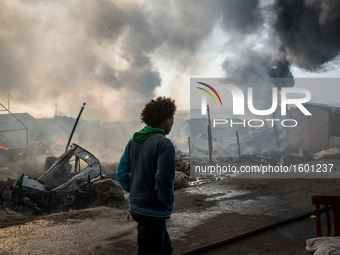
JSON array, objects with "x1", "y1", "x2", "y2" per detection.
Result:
[
  {"x1": 221, "y1": 0, "x2": 340, "y2": 81},
  {"x1": 274, "y1": 0, "x2": 340, "y2": 71}
]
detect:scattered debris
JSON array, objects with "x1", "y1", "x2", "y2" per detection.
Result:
[
  {"x1": 22, "y1": 197, "x2": 42, "y2": 215},
  {"x1": 1, "y1": 144, "x2": 103, "y2": 212},
  {"x1": 280, "y1": 154, "x2": 307, "y2": 166},
  {"x1": 174, "y1": 171, "x2": 189, "y2": 190},
  {"x1": 314, "y1": 148, "x2": 340, "y2": 160},
  {"x1": 175, "y1": 150, "x2": 190, "y2": 176}
]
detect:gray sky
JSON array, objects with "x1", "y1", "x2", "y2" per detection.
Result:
[{"x1": 0, "y1": 0, "x2": 339, "y2": 121}]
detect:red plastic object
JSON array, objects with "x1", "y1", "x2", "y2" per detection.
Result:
[{"x1": 312, "y1": 195, "x2": 340, "y2": 237}]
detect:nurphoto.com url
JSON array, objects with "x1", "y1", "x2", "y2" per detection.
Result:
[{"x1": 193, "y1": 163, "x2": 334, "y2": 175}]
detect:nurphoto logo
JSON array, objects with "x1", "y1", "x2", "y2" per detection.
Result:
[{"x1": 195, "y1": 80, "x2": 312, "y2": 128}]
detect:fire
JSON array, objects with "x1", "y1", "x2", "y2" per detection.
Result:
[
  {"x1": 17, "y1": 152, "x2": 23, "y2": 156},
  {"x1": 0, "y1": 167, "x2": 8, "y2": 171},
  {"x1": 0, "y1": 145, "x2": 9, "y2": 150},
  {"x1": 36, "y1": 139, "x2": 46, "y2": 144},
  {"x1": 46, "y1": 149, "x2": 50, "y2": 154},
  {"x1": 55, "y1": 140, "x2": 65, "y2": 146}
]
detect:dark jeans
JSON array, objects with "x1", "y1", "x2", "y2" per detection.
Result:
[{"x1": 132, "y1": 213, "x2": 172, "y2": 255}]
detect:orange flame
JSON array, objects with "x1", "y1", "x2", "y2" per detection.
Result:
[
  {"x1": 0, "y1": 167, "x2": 9, "y2": 171},
  {"x1": 0, "y1": 145, "x2": 9, "y2": 150},
  {"x1": 46, "y1": 149, "x2": 50, "y2": 154},
  {"x1": 55, "y1": 140, "x2": 65, "y2": 146}
]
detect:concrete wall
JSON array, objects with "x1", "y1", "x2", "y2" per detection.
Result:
[{"x1": 287, "y1": 104, "x2": 331, "y2": 152}]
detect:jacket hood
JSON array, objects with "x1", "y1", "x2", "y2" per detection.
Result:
[{"x1": 133, "y1": 126, "x2": 165, "y2": 142}]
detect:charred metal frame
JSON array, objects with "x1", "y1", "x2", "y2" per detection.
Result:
[
  {"x1": 1, "y1": 143, "x2": 102, "y2": 211},
  {"x1": 0, "y1": 102, "x2": 29, "y2": 152}
]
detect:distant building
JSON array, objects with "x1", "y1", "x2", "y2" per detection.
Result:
[
  {"x1": 287, "y1": 103, "x2": 340, "y2": 152},
  {"x1": 0, "y1": 113, "x2": 34, "y2": 148},
  {"x1": 0, "y1": 112, "x2": 35, "y2": 129}
]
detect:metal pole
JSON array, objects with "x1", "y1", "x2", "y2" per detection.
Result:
[{"x1": 65, "y1": 102, "x2": 86, "y2": 152}]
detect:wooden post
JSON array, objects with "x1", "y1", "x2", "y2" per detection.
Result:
[
  {"x1": 272, "y1": 112, "x2": 278, "y2": 138},
  {"x1": 188, "y1": 137, "x2": 191, "y2": 159},
  {"x1": 236, "y1": 130, "x2": 241, "y2": 160},
  {"x1": 272, "y1": 112, "x2": 279, "y2": 149},
  {"x1": 207, "y1": 105, "x2": 213, "y2": 163}
]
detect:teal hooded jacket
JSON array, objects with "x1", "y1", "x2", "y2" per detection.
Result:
[{"x1": 116, "y1": 126, "x2": 175, "y2": 218}]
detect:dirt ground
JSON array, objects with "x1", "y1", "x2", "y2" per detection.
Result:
[{"x1": 1, "y1": 159, "x2": 340, "y2": 255}]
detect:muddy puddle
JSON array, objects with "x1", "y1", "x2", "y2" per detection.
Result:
[{"x1": 168, "y1": 182, "x2": 300, "y2": 239}]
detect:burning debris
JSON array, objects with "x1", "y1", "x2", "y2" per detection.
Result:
[
  {"x1": 0, "y1": 104, "x2": 125, "y2": 213},
  {"x1": 0, "y1": 143, "x2": 107, "y2": 213}
]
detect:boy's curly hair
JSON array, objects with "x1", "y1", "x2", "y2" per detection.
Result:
[{"x1": 141, "y1": 97, "x2": 176, "y2": 127}]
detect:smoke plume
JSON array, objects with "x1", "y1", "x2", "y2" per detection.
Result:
[
  {"x1": 0, "y1": 0, "x2": 224, "y2": 121},
  {"x1": 0, "y1": 0, "x2": 339, "y2": 121},
  {"x1": 221, "y1": 0, "x2": 340, "y2": 81},
  {"x1": 274, "y1": 0, "x2": 340, "y2": 71},
  {"x1": 0, "y1": 0, "x2": 339, "y2": 171}
]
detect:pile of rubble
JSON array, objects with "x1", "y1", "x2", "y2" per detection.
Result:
[{"x1": 0, "y1": 144, "x2": 125, "y2": 214}]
